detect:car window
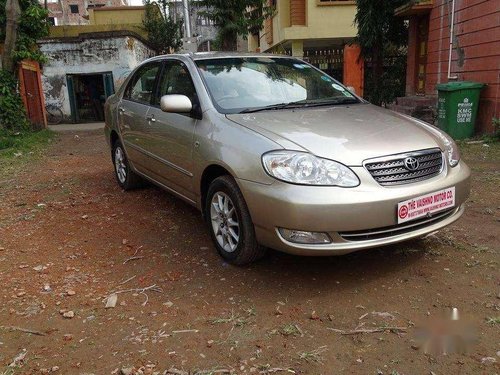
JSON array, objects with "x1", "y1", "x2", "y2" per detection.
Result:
[
  {"x1": 124, "y1": 63, "x2": 161, "y2": 104},
  {"x1": 196, "y1": 57, "x2": 358, "y2": 114},
  {"x1": 155, "y1": 61, "x2": 198, "y2": 105}
]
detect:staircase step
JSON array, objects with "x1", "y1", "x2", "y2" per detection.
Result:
[
  {"x1": 388, "y1": 104, "x2": 415, "y2": 115},
  {"x1": 396, "y1": 96, "x2": 436, "y2": 108}
]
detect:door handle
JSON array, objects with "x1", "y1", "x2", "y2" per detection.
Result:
[{"x1": 146, "y1": 115, "x2": 156, "y2": 123}]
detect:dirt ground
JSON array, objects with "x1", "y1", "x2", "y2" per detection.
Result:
[{"x1": 0, "y1": 130, "x2": 498, "y2": 375}]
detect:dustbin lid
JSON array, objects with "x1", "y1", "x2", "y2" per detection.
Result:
[{"x1": 436, "y1": 81, "x2": 485, "y2": 91}]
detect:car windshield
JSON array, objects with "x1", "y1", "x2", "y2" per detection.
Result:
[{"x1": 195, "y1": 57, "x2": 359, "y2": 114}]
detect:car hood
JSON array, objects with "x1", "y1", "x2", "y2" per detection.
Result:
[{"x1": 226, "y1": 104, "x2": 442, "y2": 166}]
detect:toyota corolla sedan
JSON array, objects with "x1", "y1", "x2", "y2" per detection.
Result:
[{"x1": 104, "y1": 52, "x2": 470, "y2": 265}]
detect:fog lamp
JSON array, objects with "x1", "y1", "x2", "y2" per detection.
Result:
[{"x1": 279, "y1": 228, "x2": 331, "y2": 244}]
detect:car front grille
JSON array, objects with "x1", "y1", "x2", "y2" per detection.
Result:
[
  {"x1": 365, "y1": 148, "x2": 444, "y2": 186},
  {"x1": 339, "y1": 207, "x2": 457, "y2": 242}
]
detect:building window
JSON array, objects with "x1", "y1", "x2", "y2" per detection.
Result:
[
  {"x1": 69, "y1": 4, "x2": 79, "y2": 13},
  {"x1": 48, "y1": 16, "x2": 56, "y2": 25}
]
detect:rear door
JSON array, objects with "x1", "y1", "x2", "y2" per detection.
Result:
[
  {"x1": 143, "y1": 59, "x2": 201, "y2": 201},
  {"x1": 118, "y1": 62, "x2": 161, "y2": 172}
]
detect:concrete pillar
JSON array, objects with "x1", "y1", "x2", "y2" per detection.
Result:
[
  {"x1": 291, "y1": 40, "x2": 304, "y2": 58},
  {"x1": 343, "y1": 44, "x2": 364, "y2": 97}
]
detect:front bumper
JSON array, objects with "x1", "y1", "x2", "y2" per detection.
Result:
[{"x1": 237, "y1": 160, "x2": 471, "y2": 256}]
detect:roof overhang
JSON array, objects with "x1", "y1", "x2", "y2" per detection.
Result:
[{"x1": 395, "y1": 0, "x2": 433, "y2": 17}]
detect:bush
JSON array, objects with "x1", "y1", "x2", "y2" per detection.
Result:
[{"x1": 0, "y1": 69, "x2": 30, "y2": 133}]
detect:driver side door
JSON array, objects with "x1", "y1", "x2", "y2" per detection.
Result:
[{"x1": 143, "y1": 59, "x2": 200, "y2": 202}]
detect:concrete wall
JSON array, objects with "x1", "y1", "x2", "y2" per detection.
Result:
[
  {"x1": 39, "y1": 35, "x2": 154, "y2": 120},
  {"x1": 49, "y1": 24, "x2": 148, "y2": 39},
  {"x1": 88, "y1": 6, "x2": 148, "y2": 25}
]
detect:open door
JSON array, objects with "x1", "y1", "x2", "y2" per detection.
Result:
[
  {"x1": 103, "y1": 73, "x2": 115, "y2": 99},
  {"x1": 19, "y1": 60, "x2": 46, "y2": 129},
  {"x1": 66, "y1": 75, "x2": 78, "y2": 123}
]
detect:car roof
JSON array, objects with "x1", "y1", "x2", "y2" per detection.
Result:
[{"x1": 150, "y1": 52, "x2": 293, "y2": 61}]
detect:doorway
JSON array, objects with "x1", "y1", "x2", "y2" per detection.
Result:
[{"x1": 66, "y1": 73, "x2": 114, "y2": 123}]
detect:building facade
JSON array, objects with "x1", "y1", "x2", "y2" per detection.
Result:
[
  {"x1": 168, "y1": 0, "x2": 219, "y2": 52},
  {"x1": 393, "y1": 0, "x2": 499, "y2": 133},
  {"x1": 248, "y1": 0, "x2": 362, "y2": 93},
  {"x1": 40, "y1": 6, "x2": 155, "y2": 123},
  {"x1": 45, "y1": 0, "x2": 127, "y2": 26}
]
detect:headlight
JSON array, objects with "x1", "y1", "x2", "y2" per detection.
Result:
[
  {"x1": 437, "y1": 131, "x2": 460, "y2": 167},
  {"x1": 262, "y1": 151, "x2": 359, "y2": 187}
]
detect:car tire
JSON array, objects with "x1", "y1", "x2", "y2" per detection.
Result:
[
  {"x1": 206, "y1": 176, "x2": 266, "y2": 265},
  {"x1": 112, "y1": 139, "x2": 143, "y2": 191}
]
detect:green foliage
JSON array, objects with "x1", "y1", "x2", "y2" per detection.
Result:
[
  {"x1": 0, "y1": 70, "x2": 30, "y2": 132},
  {"x1": 0, "y1": 129, "x2": 54, "y2": 177},
  {"x1": 143, "y1": 0, "x2": 183, "y2": 55},
  {"x1": 0, "y1": 0, "x2": 49, "y2": 63},
  {"x1": 198, "y1": 0, "x2": 273, "y2": 51},
  {"x1": 354, "y1": 0, "x2": 408, "y2": 106}
]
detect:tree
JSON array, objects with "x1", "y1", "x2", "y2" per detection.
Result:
[
  {"x1": 1, "y1": 0, "x2": 20, "y2": 72},
  {"x1": 143, "y1": 0, "x2": 183, "y2": 55},
  {"x1": 1, "y1": 0, "x2": 49, "y2": 70},
  {"x1": 354, "y1": 0, "x2": 408, "y2": 106},
  {"x1": 198, "y1": 0, "x2": 273, "y2": 51},
  {"x1": 1, "y1": 0, "x2": 48, "y2": 131}
]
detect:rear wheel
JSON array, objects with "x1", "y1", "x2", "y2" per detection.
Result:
[
  {"x1": 112, "y1": 140, "x2": 143, "y2": 190},
  {"x1": 206, "y1": 176, "x2": 266, "y2": 265}
]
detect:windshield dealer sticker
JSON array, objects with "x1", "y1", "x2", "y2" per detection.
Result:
[
  {"x1": 332, "y1": 83, "x2": 345, "y2": 91},
  {"x1": 397, "y1": 187, "x2": 455, "y2": 224}
]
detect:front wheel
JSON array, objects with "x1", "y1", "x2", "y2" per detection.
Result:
[{"x1": 206, "y1": 176, "x2": 266, "y2": 265}]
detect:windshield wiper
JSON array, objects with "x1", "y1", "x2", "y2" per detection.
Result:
[
  {"x1": 239, "y1": 100, "x2": 308, "y2": 114},
  {"x1": 239, "y1": 97, "x2": 359, "y2": 114},
  {"x1": 299, "y1": 97, "x2": 359, "y2": 108}
]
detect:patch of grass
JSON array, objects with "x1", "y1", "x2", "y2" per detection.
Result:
[
  {"x1": 257, "y1": 364, "x2": 296, "y2": 374},
  {"x1": 278, "y1": 323, "x2": 302, "y2": 337},
  {"x1": 458, "y1": 140, "x2": 500, "y2": 162},
  {"x1": 0, "y1": 129, "x2": 55, "y2": 174},
  {"x1": 297, "y1": 346, "x2": 327, "y2": 364},
  {"x1": 486, "y1": 316, "x2": 500, "y2": 325},
  {"x1": 0, "y1": 129, "x2": 54, "y2": 155},
  {"x1": 210, "y1": 309, "x2": 252, "y2": 328}
]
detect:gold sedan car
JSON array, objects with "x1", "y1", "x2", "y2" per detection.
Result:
[{"x1": 105, "y1": 53, "x2": 470, "y2": 265}]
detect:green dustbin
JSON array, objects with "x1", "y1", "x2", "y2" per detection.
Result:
[{"x1": 436, "y1": 81, "x2": 484, "y2": 140}]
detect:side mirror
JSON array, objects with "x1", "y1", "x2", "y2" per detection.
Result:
[
  {"x1": 347, "y1": 86, "x2": 356, "y2": 94},
  {"x1": 160, "y1": 94, "x2": 192, "y2": 113}
]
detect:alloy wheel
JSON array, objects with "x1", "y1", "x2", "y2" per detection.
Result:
[
  {"x1": 114, "y1": 147, "x2": 127, "y2": 184},
  {"x1": 210, "y1": 192, "x2": 240, "y2": 252}
]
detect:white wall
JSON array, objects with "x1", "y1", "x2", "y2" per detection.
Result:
[{"x1": 39, "y1": 36, "x2": 154, "y2": 120}]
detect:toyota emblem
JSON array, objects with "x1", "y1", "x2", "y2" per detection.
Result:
[{"x1": 404, "y1": 157, "x2": 419, "y2": 171}]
